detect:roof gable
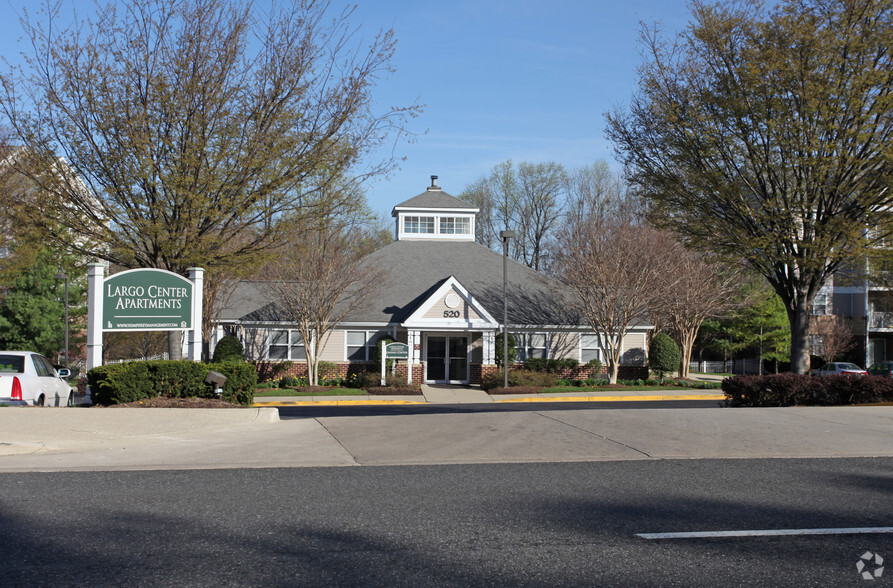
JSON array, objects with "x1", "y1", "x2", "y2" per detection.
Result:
[{"x1": 403, "y1": 276, "x2": 498, "y2": 329}]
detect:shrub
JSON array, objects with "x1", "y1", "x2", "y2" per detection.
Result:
[
  {"x1": 495, "y1": 332, "x2": 517, "y2": 368},
  {"x1": 481, "y1": 369, "x2": 558, "y2": 391},
  {"x1": 722, "y1": 373, "x2": 893, "y2": 407},
  {"x1": 523, "y1": 358, "x2": 579, "y2": 373},
  {"x1": 87, "y1": 359, "x2": 256, "y2": 406},
  {"x1": 212, "y1": 335, "x2": 244, "y2": 362},
  {"x1": 208, "y1": 360, "x2": 257, "y2": 406},
  {"x1": 649, "y1": 333, "x2": 680, "y2": 380},
  {"x1": 372, "y1": 337, "x2": 396, "y2": 373},
  {"x1": 586, "y1": 358, "x2": 602, "y2": 373},
  {"x1": 318, "y1": 361, "x2": 338, "y2": 378}
]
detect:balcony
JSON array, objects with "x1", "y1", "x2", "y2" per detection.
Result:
[{"x1": 868, "y1": 311, "x2": 893, "y2": 330}]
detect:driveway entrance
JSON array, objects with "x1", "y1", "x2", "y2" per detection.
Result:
[{"x1": 425, "y1": 335, "x2": 469, "y2": 384}]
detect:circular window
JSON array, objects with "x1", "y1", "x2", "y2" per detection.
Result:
[{"x1": 445, "y1": 293, "x2": 461, "y2": 309}]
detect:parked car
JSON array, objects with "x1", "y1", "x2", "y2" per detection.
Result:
[
  {"x1": 0, "y1": 351, "x2": 74, "y2": 406},
  {"x1": 867, "y1": 361, "x2": 893, "y2": 378},
  {"x1": 813, "y1": 362, "x2": 868, "y2": 376}
]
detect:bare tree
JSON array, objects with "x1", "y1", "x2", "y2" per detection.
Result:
[
  {"x1": 553, "y1": 215, "x2": 677, "y2": 384},
  {"x1": 811, "y1": 315, "x2": 859, "y2": 364},
  {"x1": 654, "y1": 245, "x2": 746, "y2": 378},
  {"x1": 515, "y1": 161, "x2": 565, "y2": 271},
  {"x1": 0, "y1": 0, "x2": 417, "y2": 357},
  {"x1": 260, "y1": 224, "x2": 386, "y2": 386}
]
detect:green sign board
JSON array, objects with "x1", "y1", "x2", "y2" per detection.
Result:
[
  {"x1": 385, "y1": 342, "x2": 409, "y2": 359},
  {"x1": 103, "y1": 269, "x2": 193, "y2": 331}
]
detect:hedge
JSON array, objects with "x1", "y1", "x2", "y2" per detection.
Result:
[
  {"x1": 88, "y1": 359, "x2": 256, "y2": 406},
  {"x1": 722, "y1": 373, "x2": 893, "y2": 407}
]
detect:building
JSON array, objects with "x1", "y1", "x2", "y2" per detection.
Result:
[{"x1": 214, "y1": 177, "x2": 652, "y2": 384}]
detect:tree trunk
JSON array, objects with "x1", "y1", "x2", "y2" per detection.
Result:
[
  {"x1": 677, "y1": 327, "x2": 697, "y2": 379},
  {"x1": 167, "y1": 331, "x2": 182, "y2": 360},
  {"x1": 607, "y1": 345, "x2": 621, "y2": 384},
  {"x1": 788, "y1": 297, "x2": 812, "y2": 374}
]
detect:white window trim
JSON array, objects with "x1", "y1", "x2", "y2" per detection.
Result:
[
  {"x1": 345, "y1": 330, "x2": 385, "y2": 361},
  {"x1": 267, "y1": 329, "x2": 307, "y2": 361}
]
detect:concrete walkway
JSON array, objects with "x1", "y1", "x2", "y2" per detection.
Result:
[{"x1": 1, "y1": 404, "x2": 893, "y2": 472}]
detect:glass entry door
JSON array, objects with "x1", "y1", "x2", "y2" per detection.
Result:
[{"x1": 426, "y1": 335, "x2": 468, "y2": 383}]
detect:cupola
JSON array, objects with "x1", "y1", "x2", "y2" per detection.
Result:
[{"x1": 391, "y1": 176, "x2": 479, "y2": 241}]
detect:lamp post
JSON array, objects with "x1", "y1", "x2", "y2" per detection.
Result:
[
  {"x1": 54, "y1": 272, "x2": 70, "y2": 368},
  {"x1": 500, "y1": 229, "x2": 515, "y2": 389}
]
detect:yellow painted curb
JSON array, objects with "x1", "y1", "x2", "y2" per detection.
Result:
[
  {"x1": 495, "y1": 394, "x2": 725, "y2": 403},
  {"x1": 253, "y1": 400, "x2": 427, "y2": 407}
]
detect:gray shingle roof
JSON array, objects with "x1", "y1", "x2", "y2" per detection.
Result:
[
  {"x1": 391, "y1": 189, "x2": 479, "y2": 214},
  {"x1": 220, "y1": 240, "x2": 583, "y2": 326}
]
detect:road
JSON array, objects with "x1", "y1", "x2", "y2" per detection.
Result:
[{"x1": 2, "y1": 458, "x2": 890, "y2": 586}]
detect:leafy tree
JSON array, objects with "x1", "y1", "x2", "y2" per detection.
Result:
[
  {"x1": 0, "y1": 0, "x2": 418, "y2": 357},
  {"x1": 649, "y1": 332, "x2": 680, "y2": 380},
  {"x1": 606, "y1": 0, "x2": 893, "y2": 373},
  {"x1": 0, "y1": 247, "x2": 85, "y2": 360}
]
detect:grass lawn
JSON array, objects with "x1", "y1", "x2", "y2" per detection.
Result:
[{"x1": 254, "y1": 387, "x2": 368, "y2": 397}]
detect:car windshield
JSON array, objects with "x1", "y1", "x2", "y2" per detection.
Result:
[{"x1": 0, "y1": 355, "x2": 25, "y2": 373}]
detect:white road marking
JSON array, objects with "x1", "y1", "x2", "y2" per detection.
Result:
[{"x1": 636, "y1": 527, "x2": 893, "y2": 539}]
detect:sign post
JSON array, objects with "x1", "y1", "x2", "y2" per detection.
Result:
[
  {"x1": 380, "y1": 341, "x2": 409, "y2": 385},
  {"x1": 86, "y1": 266, "x2": 203, "y2": 370}
]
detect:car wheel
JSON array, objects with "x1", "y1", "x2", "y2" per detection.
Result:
[{"x1": 36, "y1": 395, "x2": 45, "y2": 407}]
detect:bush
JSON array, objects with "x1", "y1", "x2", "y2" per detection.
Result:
[
  {"x1": 495, "y1": 332, "x2": 517, "y2": 368},
  {"x1": 87, "y1": 359, "x2": 256, "y2": 406},
  {"x1": 481, "y1": 369, "x2": 559, "y2": 391},
  {"x1": 372, "y1": 337, "x2": 396, "y2": 373},
  {"x1": 523, "y1": 358, "x2": 579, "y2": 373},
  {"x1": 212, "y1": 335, "x2": 244, "y2": 362},
  {"x1": 722, "y1": 373, "x2": 893, "y2": 407},
  {"x1": 586, "y1": 358, "x2": 602, "y2": 373},
  {"x1": 649, "y1": 333, "x2": 680, "y2": 380},
  {"x1": 208, "y1": 360, "x2": 257, "y2": 406}
]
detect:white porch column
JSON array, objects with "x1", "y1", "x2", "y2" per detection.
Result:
[
  {"x1": 407, "y1": 329, "x2": 420, "y2": 384},
  {"x1": 483, "y1": 330, "x2": 495, "y2": 365},
  {"x1": 86, "y1": 263, "x2": 104, "y2": 370}
]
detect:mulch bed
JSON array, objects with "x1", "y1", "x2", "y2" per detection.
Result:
[
  {"x1": 100, "y1": 397, "x2": 243, "y2": 408},
  {"x1": 487, "y1": 386, "x2": 544, "y2": 395}
]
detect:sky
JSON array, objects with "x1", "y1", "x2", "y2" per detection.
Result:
[{"x1": 0, "y1": 0, "x2": 695, "y2": 218}]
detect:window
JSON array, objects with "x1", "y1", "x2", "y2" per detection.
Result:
[
  {"x1": 514, "y1": 333, "x2": 548, "y2": 362},
  {"x1": 405, "y1": 216, "x2": 434, "y2": 234},
  {"x1": 812, "y1": 293, "x2": 828, "y2": 315},
  {"x1": 268, "y1": 329, "x2": 306, "y2": 360},
  {"x1": 347, "y1": 331, "x2": 385, "y2": 361},
  {"x1": 439, "y1": 216, "x2": 471, "y2": 235},
  {"x1": 580, "y1": 334, "x2": 602, "y2": 363}
]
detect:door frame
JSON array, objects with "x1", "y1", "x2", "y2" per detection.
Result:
[{"x1": 423, "y1": 333, "x2": 470, "y2": 384}]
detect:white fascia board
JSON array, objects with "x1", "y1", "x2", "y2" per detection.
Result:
[
  {"x1": 403, "y1": 319, "x2": 498, "y2": 330},
  {"x1": 405, "y1": 276, "x2": 499, "y2": 326},
  {"x1": 392, "y1": 206, "x2": 480, "y2": 214}
]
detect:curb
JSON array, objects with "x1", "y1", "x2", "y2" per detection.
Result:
[
  {"x1": 253, "y1": 399, "x2": 428, "y2": 407},
  {"x1": 494, "y1": 394, "x2": 726, "y2": 403},
  {"x1": 252, "y1": 394, "x2": 726, "y2": 406}
]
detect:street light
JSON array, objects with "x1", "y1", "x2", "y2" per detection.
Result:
[
  {"x1": 54, "y1": 272, "x2": 69, "y2": 368},
  {"x1": 500, "y1": 229, "x2": 515, "y2": 389}
]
